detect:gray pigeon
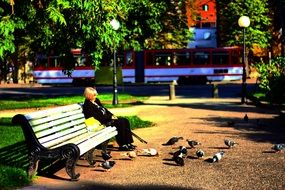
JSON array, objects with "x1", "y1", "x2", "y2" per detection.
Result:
[
  {"x1": 271, "y1": 144, "x2": 285, "y2": 152},
  {"x1": 196, "y1": 149, "x2": 205, "y2": 158},
  {"x1": 164, "y1": 136, "x2": 183, "y2": 145},
  {"x1": 173, "y1": 152, "x2": 185, "y2": 166},
  {"x1": 212, "y1": 151, "x2": 225, "y2": 163},
  {"x1": 179, "y1": 146, "x2": 187, "y2": 155},
  {"x1": 101, "y1": 151, "x2": 112, "y2": 161},
  {"x1": 224, "y1": 139, "x2": 238, "y2": 148},
  {"x1": 173, "y1": 146, "x2": 187, "y2": 158},
  {"x1": 100, "y1": 160, "x2": 116, "y2": 171},
  {"x1": 186, "y1": 139, "x2": 201, "y2": 148}
]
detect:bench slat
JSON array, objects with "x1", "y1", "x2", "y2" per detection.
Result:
[
  {"x1": 35, "y1": 118, "x2": 85, "y2": 138},
  {"x1": 38, "y1": 124, "x2": 87, "y2": 146},
  {"x1": 25, "y1": 104, "x2": 82, "y2": 120},
  {"x1": 78, "y1": 130, "x2": 118, "y2": 155},
  {"x1": 33, "y1": 115, "x2": 85, "y2": 136},
  {"x1": 30, "y1": 110, "x2": 83, "y2": 128},
  {"x1": 49, "y1": 127, "x2": 116, "y2": 149}
]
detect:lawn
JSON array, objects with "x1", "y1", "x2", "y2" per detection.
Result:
[{"x1": 0, "y1": 93, "x2": 147, "y2": 110}]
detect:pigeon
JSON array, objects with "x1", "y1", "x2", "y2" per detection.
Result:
[
  {"x1": 173, "y1": 146, "x2": 187, "y2": 158},
  {"x1": 186, "y1": 139, "x2": 201, "y2": 148},
  {"x1": 163, "y1": 136, "x2": 183, "y2": 145},
  {"x1": 244, "y1": 114, "x2": 249, "y2": 122},
  {"x1": 121, "y1": 151, "x2": 137, "y2": 159},
  {"x1": 139, "y1": 148, "x2": 158, "y2": 156},
  {"x1": 101, "y1": 151, "x2": 112, "y2": 161},
  {"x1": 196, "y1": 149, "x2": 205, "y2": 158},
  {"x1": 271, "y1": 144, "x2": 285, "y2": 152},
  {"x1": 212, "y1": 151, "x2": 225, "y2": 163},
  {"x1": 173, "y1": 152, "x2": 185, "y2": 166},
  {"x1": 179, "y1": 146, "x2": 187, "y2": 155},
  {"x1": 100, "y1": 160, "x2": 116, "y2": 171},
  {"x1": 224, "y1": 139, "x2": 238, "y2": 148}
]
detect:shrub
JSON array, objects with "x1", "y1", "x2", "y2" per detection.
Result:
[{"x1": 254, "y1": 56, "x2": 285, "y2": 104}]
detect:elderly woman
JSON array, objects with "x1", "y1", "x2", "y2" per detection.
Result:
[{"x1": 82, "y1": 87, "x2": 135, "y2": 151}]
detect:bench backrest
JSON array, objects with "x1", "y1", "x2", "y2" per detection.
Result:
[{"x1": 23, "y1": 104, "x2": 88, "y2": 149}]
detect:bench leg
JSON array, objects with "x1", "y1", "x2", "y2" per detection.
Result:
[
  {"x1": 86, "y1": 148, "x2": 96, "y2": 166},
  {"x1": 101, "y1": 140, "x2": 109, "y2": 153},
  {"x1": 28, "y1": 154, "x2": 39, "y2": 178},
  {"x1": 62, "y1": 145, "x2": 80, "y2": 181}
]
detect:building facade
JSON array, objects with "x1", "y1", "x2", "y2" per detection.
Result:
[{"x1": 186, "y1": 0, "x2": 217, "y2": 48}]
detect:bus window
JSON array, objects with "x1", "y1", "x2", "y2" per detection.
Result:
[
  {"x1": 125, "y1": 52, "x2": 134, "y2": 66},
  {"x1": 174, "y1": 52, "x2": 191, "y2": 65},
  {"x1": 154, "y1": 53, "x2": 172, "y2": 66},
  {"x1": 145, "y1": 52, "x2": 155, "y2": 66},
  {"x1": 117, "y1": 53, "x2": 124, "y2": 67},
  {"x1": 231, "y1": 50, "x2": 242, "y2": 65},
  {"x1": 35, "y1": 54, "x2": 48, "y2": 68},
  {"x1": 212, "y1": 51, "x2": 229, "y2": 65},
  {"x1": 193, "y1": 51, "x2": 210, "y2": 65},
  {"x1": 48, "y1": 56, "x2": 61, "y2": 68}
]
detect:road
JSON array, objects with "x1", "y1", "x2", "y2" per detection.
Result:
[{"x1": 0, "y1": 80, "x2": 258, "y2": 99}]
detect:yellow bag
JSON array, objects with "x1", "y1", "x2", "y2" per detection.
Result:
[{"x1": 85, "y1": 117, "x2": 105, "y2": 132}]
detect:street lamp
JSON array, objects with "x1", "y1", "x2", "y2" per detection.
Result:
[
  {"x1": 238, "y1": 16, "x2": 250, "y2": 104},
  {"x1": 110, "y1": 19, "x2": 120, "y2": 105}
]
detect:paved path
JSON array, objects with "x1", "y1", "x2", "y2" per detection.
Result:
[{"x1": 14, "y1": 96, "x2": 285, "y2": 190}]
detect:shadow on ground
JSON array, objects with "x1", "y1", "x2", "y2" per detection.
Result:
[
  {"x1": 142, "y1": 99, "x2": 285, "y2": 145},
  {"x1": 25, "y1": 182, "x2": 197, "y2": 190}
]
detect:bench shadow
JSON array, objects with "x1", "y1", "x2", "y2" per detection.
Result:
[{"x1": 0, "y1": 141, "x2": 29, "y2": 169}]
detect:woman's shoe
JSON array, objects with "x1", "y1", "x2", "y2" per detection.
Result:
[
  {"x1": 119, "y1": 145, "x2": 132, "y2": 151},
  {"x1": 127, "y1": 144, "x2": 136, "y2": 150}
]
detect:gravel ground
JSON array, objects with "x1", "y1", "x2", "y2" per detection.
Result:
[{"x1": 16, "y1": 97, "x2": 285, "y2": 190}]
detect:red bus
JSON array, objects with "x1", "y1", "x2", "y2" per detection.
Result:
[
  {"x1": 32, "y1": 47, "x2": 242, "y2": 85},
  {"x1": 33, "y1": 49, "x2": 95, "y2": 84},
  {"x1": 122, "y1": 47, "x2": 243, "y2": 84}
]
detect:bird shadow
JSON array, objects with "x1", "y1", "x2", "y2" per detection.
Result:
[
  {"x1": 262, "y1": 150, "x2": 277, "y2": 153},
  {"x1": 162, "y1": 158, "x2": 174, "y2": 162},
  {"x1": 92, "y1": 168, "x2": 109, "y2": 172},
  {"x1": 204, "y1": 158, "x2": 214, "y2": 163},
  {"x1": 208, "y1": 146, "x2": 227, "y2": 150},
  {"x1": 76, "y1": 163, "x2": 96, "y2": 168},
  {"x1": 137, "y1": 155, "x2": 160, "y2": 157},
  {"x1": 115, "y1": 158, "x2": 132, "y2": 161},
  {"x1": 187, "y1": 155, "x2": 199, "y2": 160},
  {"x1": 162, "y1": 162, "x2": 179, "y2": 166}
]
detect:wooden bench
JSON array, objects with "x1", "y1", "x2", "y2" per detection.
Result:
[{"x1": 12, "y1": 103, "x2": 118, "y2": 180}]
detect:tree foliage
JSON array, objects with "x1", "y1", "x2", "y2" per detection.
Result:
[
  {"x1": 0, "y1": 0, "x2": 190, "y2": 69},
  {"x1": 217, "y1": 0, "x2": 272, "y2": 50}
]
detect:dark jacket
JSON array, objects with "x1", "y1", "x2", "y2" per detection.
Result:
[{"x1": 82, "y1": 98, "x2": 113, "y2": 125}]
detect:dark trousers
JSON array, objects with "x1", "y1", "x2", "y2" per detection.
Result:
[{"x1": 112, "y1": 118, "x2": 134, "y2": 147}]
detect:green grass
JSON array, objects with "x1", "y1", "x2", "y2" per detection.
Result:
[
  {"x1": 124, "y1": 115, "x2": 156, "y2": 130},
  {"x1": 0, "y1": 121, "x2": 24, "y2": 147},
  {"x1": 0, "y1": 93, "x2": 147, "y2": 110},
  {"x1": 248, "y1": 90, "x2": 285, "y2": 105},
  {"x1": 0, "y1": 166, "x2": 32, "y2": 190},
  {"x1": 0, "y1": 94, "x2": 153, "y2": 189}
]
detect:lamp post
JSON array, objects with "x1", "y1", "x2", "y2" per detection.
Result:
[
  {"x1": 238, "y1": 16, "x2": 250, "y2": 104},
  {"x1": 110, "y1": 19, "x2": 120, "y2": 105}
]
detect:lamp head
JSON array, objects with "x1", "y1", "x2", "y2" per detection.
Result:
[
  {"x1": 110, "y1": 19, "x2": 120, "y2": 30},
  {"x1": 238, "y1": 16, "x2": 250, "y2": 28}
]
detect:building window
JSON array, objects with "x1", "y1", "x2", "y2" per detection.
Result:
[{"x1": 202, "y1": 4, "x2": 209, "y2": 11}]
